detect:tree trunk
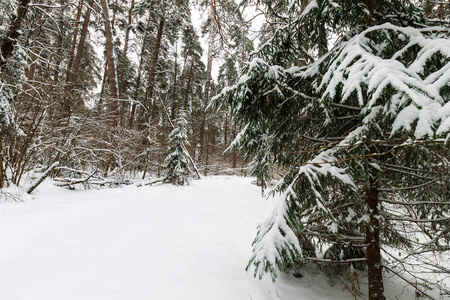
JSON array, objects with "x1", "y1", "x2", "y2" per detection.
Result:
[
  {"x1": 27, "y1": 162, "x2": 59, "y2": 194},
  {"x1": 129, "y1": 18, "x2": 151, "y2": 129},
  {"x1": 317, "y1": 23, "x2": 328, "y2": 57},
  {"x1": 0, "y1": 132, "x2": 5, "y2": 188},
  {"x1": 118, "y1": 0, "x2": 135, "y2": 125},
  {"x1": 71, "y1": 0, "x2": 93, "y2": 79},
  {"x1": 171, "y1": 42, "x2": 178, "y2": 121},
  {"x1": 0, "y1": 0, "x2": 31, "y2": 72},
  {"x1": 66, "y1": 0, "x2": 84, "y2": 77},
  {"x1": 144, "y1": 14, "x2": 166, "y2": 124},
  {"x1": 364, "y1": 0, "x2": 375, "y2": 26},
  {"x1": 365, "y1": 178, "x2": 385, "y2": 300},
  {"x1": 99, "y1": 0, "x2": 119, "y2": 122},
  {"x1": 195, "y1": 28, "x2": 214, "y2": 166},
  {"x1": 424, "y1": 1, "x2": 433, "y2": 17},
  {"x1": 27, "y1": 8, "x2": 44, "y2": 81},
  {"x1": 224, "y1": 112, "x2": 228, "y2": 145},
  {"x1": 63, "y1": 0, "x2": 93, "y2": 116},
  {"x1": 184, "y1": 57, "x2": 194, "y2": 110},
  {"x1": 129, "y1": 49, "x2": 144, "y2": 129},
  {"x1": 51, "y1": 0, "x2": 66, "y2": 120},
  {"x1": 232, "y1": 124, "x2": 237, "y2": 168},
  {"x1": 123, "y1": 0, "x2": 135, "y2": 60}
]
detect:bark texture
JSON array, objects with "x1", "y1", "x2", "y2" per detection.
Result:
[
  {"x1": 99, "y1": 0, "x2": 119, "y2": 121},
  {"x1": 144, "y1": 16, "x2": 165, "y2": 122},
  {"x1": 0, "y1": 0, "x2": 31, "y2": 72},
  {"x1": 365, "y1": 178, "x2": 385, "y2": 300}
]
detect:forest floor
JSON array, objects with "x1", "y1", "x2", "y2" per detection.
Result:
[{"x1": 0, "y1": 176, "x2": 423, "y2": 299}]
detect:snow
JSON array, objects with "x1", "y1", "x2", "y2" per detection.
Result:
[
  {"x1": 299, "y1": 0, "x2": 318, "y2": 19},
  {"x1": 0, "y1": 176, "x2": 420, "y2": 299},
  {"x1": 295, "y1": 23, "x2": 450, "y2": 140}
]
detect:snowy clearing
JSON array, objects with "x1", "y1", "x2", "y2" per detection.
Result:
[{"x1": 0, "y1": 176, "x2": 419, "y2": 299}]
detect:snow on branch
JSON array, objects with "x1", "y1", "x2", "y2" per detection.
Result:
[
  {"x1": 297, "y1": 24, "x2": 450, "y2": 141},
  {"x1": 248, "y1": 144, "x2": 358, "y2": 280}
]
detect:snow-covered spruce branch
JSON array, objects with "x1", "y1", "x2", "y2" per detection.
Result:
[
  {"x1": 386, "y1": 216, "x2": 449, "y2": 223},
  {"x1": 380, "y1": 198, "x2": 450, "y2": 206},
  {"x1": 246, "y1": 187, "x2": 303, "y2": 280},
  {"x1": 282, "y1": 138, "x2": 446, "y2": 157},
  {"x1": 247, "y1": 148, "x2": 358, "y2": 280},
  {"x1": 304, "y1": 257, "x2": 367, "y2": 264},
  {"x1": 378, "y1": 180, "x2": 438, "y2": 192},
  {"x1": 215, "y1": 9, "x2": 450, "y2": 295},
  {"x1": 298, "y1": 24, "x2": 450, "y2": 141}
]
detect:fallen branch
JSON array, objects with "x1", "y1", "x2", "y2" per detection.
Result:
[
  {"x1": 145, "y1": 179, "x2": 165, "y2": 186},
  {"x1": 27, "y1": 162, "x2": 59, "y2": 194}
]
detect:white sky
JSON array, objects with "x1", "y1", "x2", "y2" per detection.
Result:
[{"x1": 191, "y1": 5, "x2": 220, "y2": 81}]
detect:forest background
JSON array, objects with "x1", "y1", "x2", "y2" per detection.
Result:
[
  {"x1": 0, "y1": 0, "x2": 257, "y2": 187},
  {"x1": 1, "y1": 1, "x2": 450, "y2": 300}
]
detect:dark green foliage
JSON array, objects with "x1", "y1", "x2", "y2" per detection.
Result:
[{"x1": 216, "y1": 0, "x2": 450, "y2": 297}]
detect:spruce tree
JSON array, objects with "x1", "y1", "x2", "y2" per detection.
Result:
[
  {"x1": 164, "y1": 111, "x2": 192, "y2": 185},
  {"x1": 215, "y1": 1, "x2": 450, "y2": 299},
  {"x1": 0, "y1": 0, "x2": 29, "y2": 135}
]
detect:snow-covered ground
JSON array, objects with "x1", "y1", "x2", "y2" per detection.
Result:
[{"x1": 0, "y1": 176, "x2": 418, "y2": 299}]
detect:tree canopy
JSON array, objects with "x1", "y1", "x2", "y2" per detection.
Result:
[{"x1": 215, "y1": 1, "x2": 450, "y2": 299}]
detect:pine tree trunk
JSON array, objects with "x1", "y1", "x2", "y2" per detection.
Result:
[
  {"x1": 52, "y1": 0, "x2": 66, "y2": 120},
  {"x1": 224, "y1": 112, "x2": 228, "y2": 145},
  {"x1": 424, "y1": 0, "x2": 433, "y2": 17},
  {"x1": 63, "y1": 0, "x2": 92, "y2": 116},
  {"x1": 27, "y1": 8, "x2": 44, "y2": 81},
  {"x1": 129, "y1": 18, "x2": 151, "y2": 129},
  {"x1": 232, "y1": 124, "x2": 237, "y2": 168},
  {"x1": 66, "y1": 0, "x2": 84, "y2": 77},
  {"x1": 119, "y1": 0, "x2": 135, "y2": 125},
  {"x1": 144, "y1": 14, "x2": 166, "y2": 124},
  {"x1": 71, "y1": 0, "x2": 93, "y2": 80},
  {"x1": 53, "y1": 20, "x2": 64, "y2": 83},
  {"x1": 184, "y1": 57, "x2": 194, "y2": 110},
  {"x1": 98, "y1": 60, "x2": 108, "y2": 112},
  {"x1": 129, "y1": 51, "x2": 144, "y2": 129},
  {"x1": 99, "y1": 0, "x2": 119, "y2": 122},
  {"x1": 171, "y1": 42, "x2": 178, "y2": 121},
  {"x1": 123, "y1": 0, "x2": 134, "y2": 60},
  {"x1": 0, "y1": 132, "x2": 5, "y2": 188},
  {"x1": 195, "y1": 33, "x2": 213, "y2": 166},
  {"x1": 365, "y1": 177, "x2": 385, "y2": 300},
  {"x1": 0, "y1": 0, "x2": 31, "y2": 72},
  {"x1": 140, "y1": 12, "x2": 166, "y2": 179},
  {"x1": 364, "y1": 0, "x2": 375, "y2": 26},
  {"x1": 318, "y1": 23, "x2": 328, "y2": 57}
]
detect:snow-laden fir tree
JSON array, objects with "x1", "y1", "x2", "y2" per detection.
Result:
[
  {"x1": 215, "y1": 1, "x2": 450, "y2": 299},
  {"x1": 164, "y1": 111, "x2": 192, "y2": 185},
  {"x1": 0, "y1": 0, "x2": 29, "y2": 188},
  {"x1": 0, "y1": 0, "x2": 29, "y2": 135}
]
